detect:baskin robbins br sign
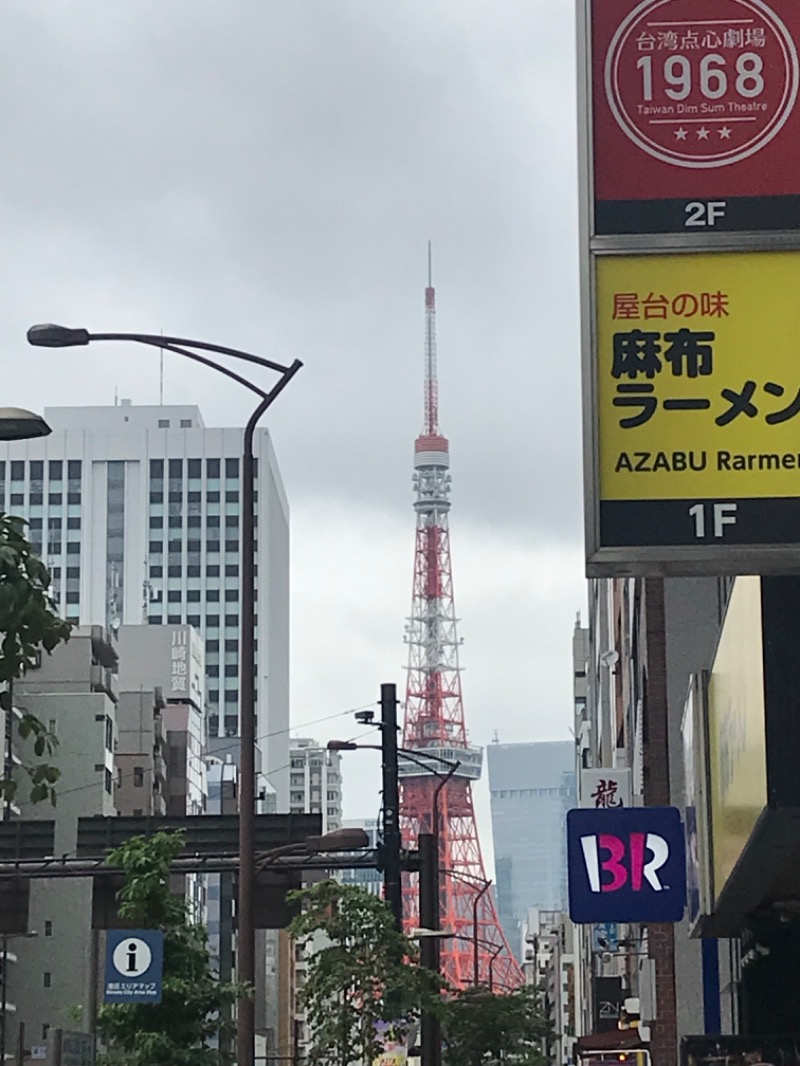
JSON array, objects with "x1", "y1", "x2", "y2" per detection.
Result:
[{"x1": 567, "y1": 807, "x2": 687, "y2": 923}]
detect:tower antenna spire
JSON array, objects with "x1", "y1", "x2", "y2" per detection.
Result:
[{"x1": 423, "y1": 242, "x2": 438, "y2": 437}]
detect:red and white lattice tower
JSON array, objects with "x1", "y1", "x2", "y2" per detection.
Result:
[{"x1": 399, "y1": 249, "x2": 523, "y2": 991}]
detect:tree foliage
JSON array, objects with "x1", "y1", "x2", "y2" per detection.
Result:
[
  {"x1": 441, "y1": 984, "x2": 551, "y2": 1066},
  {"x1": 0, "y1": 513, "x2": 71, "y2": 805},
  {"x1": 97, "y1": 831, "x2": 245, "y2": 1066},
  {"x1": 288, "y1": 880, "x2": 444, "y2": 1066}
]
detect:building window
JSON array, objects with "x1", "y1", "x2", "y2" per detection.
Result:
[
  {"x1": 206, "y1": 615, "x2": 220, "y2": 628},
  {"x1": 169, "y1": 459, "x2": 183, "y2": 478},
  {"x1": 134, "y1": 767, "x2": 145, "y2": 787},
  {"x1": 49, "y1": 460, "x2": 62, "y2": 480},
  {"x1": 150, "y1": 459, "x2": 164, "y2": 478},
  {"x1": 149, "y1": 541, "x2": 163, "y2": 555},
  {"x1": 158, "y1": 419, "x2": 170, "y2": 428},
  {"x1": 206, "y1": 458, "x2": 220, "y2": 478},
  {"x1": 180, "y1": 419, "x2": 192, "y2": 428},
  {"x1": 149, "y1": 517, "x2": 163, "y2": 528},
  {"x1": 44, "y1": 920, "x2": 53, "y2": 937},
  {"x1": 148, "y1": 615, "x2": 163, "y2": 625},
  {"x1": 224, "y1": 614, "x2": 238, "y2": 627},
  {"x1": 225, "y1": 564, "x2": 239, "y2": 577},
  {"x1": 206, "y1": 565, "x2": 220, "y2": 577},
  {"x1": 167, "y1": 615, "x2": 181, "y2": 624},
  {"x1": 187, "y1": 590, "x2": 201, "y2": 602},
  {"x1": 43, "y1": 972, "x2": 52, "y2": 988},
  {"x1": 225, "y1": 540, "x2": 239, "y2": 553},
  {"x1": 225, "y1": 590, "x2": 238, "y2": 603},
  {"x1": 105, "y1": 717, "x2": 113, "y2": 751},
  {"x1": 167, "y1": 591, "x2": 182, "y2": 603},
  {"x1": 225, "y1": 458, "x2": 239, "y2": 479},
  {"x1": 187, "y1": 459, "x2": 202, "y2": 478},
  {"x1": 187, "y1": 614, "x2": 201, "y2": 627}
]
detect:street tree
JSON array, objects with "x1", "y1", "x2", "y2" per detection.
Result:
[
  {"x1": 442, "y1": 984, "x2": 551, "y2": 1066},
  {"x1": 0, "y1": 513, "x2": 72, "y2": 805},
  {"x1": 97, "y1": 830, "x2": 244, "y2": 1066},
  {"x1": 288, "y1": 880, "x2": 444, "y2": 1066}
]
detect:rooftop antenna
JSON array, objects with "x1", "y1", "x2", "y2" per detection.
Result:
[
  {"x1": 159, "y1": 328, "x2": 165, "y2": 405},
  {"x1": 114, "y1": 386, "x2": 118, "y2": 407}
]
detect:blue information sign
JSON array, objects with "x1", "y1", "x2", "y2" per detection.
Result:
[
  {"x1": 104, "y1": 929, "x2": 164, "y2": 1004},
  {"x1": 567, "y1": 806, "x2": 686, "y2": 924}
]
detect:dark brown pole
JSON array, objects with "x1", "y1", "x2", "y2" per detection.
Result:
[{"x1": 238, "y1": 363, "x2": 302, "y2": 1066}]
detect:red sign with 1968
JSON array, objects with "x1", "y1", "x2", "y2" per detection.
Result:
[{"x1": 592, "y1": 0, "x2": 800, "y2": 234}]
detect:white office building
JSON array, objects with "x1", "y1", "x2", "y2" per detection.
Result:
[
  {"x1": 289, "y1": 738, "x2": 342, "y2": 832},
  {"x1": 0, "y1": 403, "x2": 291, "y2": 804}
]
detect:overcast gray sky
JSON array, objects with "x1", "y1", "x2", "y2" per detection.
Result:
[{"x1": 0, "y1": 0, "x2": 586, "y2": 860}]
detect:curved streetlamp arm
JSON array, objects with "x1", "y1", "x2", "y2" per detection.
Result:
[
  {"x1": 88, "y1": 332, "x2": 294, "y2": 375},
  {"x1": 121, "y1": 337, "x2": 270, "y2": 400}
]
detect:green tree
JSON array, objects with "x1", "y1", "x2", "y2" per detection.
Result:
[
  {"x1": 442, "y1": 984, "x2": 550, "y2": 1066},
  {"x1": 288, "y1": 880, "x2": 443, "y2": 1066},
  {"x1": 97, "y1": 830, "x2": 244, "y2": 1066},
  {"x1": 0, "y1": 513, "x2": 72, "y2": 806}
]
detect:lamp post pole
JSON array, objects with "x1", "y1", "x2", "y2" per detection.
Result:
[
  {"x1": 27, "y1": 325, "x2": 301, "y2": 1066},
  {"x1": 471, "y1": 881, "x2": 491, "y2": 986}
]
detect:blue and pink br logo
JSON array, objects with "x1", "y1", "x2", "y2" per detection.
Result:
[{"x1": 567, "y1": 806, "x2": 686, "y2": 923}]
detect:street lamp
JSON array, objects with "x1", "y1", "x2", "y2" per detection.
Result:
[
  {"x1": 330, "y1": 740, "x2": 459, "y2": 1066},
  {"x1": 438, "y1": 869, "x2": 492, "y2": 987},
  {"x1": 255, "y1": 826, "x2": 370, "y2": 871},
  {"x1": 0, "y1": 409, "x2": 50, "y2": 442},
  {"x1": 410, "y1": 929, "x2": 505, "y2": 992},
  {"x1": 28, "y1": 324, "x2": 301, "y2": 1066}
]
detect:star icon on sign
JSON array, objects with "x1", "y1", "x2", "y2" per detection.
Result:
[
  {"x1": 697, "y1": 127, "x2": 710, "y2": 139},
  {"x1": 718, "y1": 126, "x2": 732, "y2": 139},
  {"x1": 674, "y1": 127, "x2": 688, "y2": 140}
]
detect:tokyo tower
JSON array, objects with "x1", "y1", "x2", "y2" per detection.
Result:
[{"x1": 399, "y1": 248, "x2": 523, "y2": 991}]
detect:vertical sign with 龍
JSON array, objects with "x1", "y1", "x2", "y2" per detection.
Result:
[{"x1": 579, "y1": 0, "x2": 800, "y2": 575}]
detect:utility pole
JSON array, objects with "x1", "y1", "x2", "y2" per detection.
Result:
[
  {"x1": 380, "y1": 683, "x2": 402, "y2": 931},
  {"x1": 418, "y1": 832, "x2": 442, "y2": 1066}
]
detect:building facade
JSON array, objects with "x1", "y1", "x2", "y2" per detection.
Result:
[
  {"x1": 6, "y1": 627, "x2": 118, "y2": 1053},
  {"x1": 487, "y1": 741, "x2": 576, "y2": 957},
  {"x1": 288, "y1": 739, "x2": 342, "y2": 832},
  {"x1": 0, "y1": 402, "x2": 290, "y2": 804},
  {"x1": 572, "y1": 579, "x2": 741, "y2": 1066}
]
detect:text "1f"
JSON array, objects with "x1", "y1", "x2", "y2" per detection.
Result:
[{"x1": 689, "y1": 502, "x2": 738, "y2": 538}]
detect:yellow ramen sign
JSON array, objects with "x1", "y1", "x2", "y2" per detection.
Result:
[{"x1": 598, "y1": 251, "x2": 800, "y2": 501}]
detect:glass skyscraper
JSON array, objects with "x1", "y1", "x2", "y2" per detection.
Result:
[{"x1": 487, "y1": 740, "x2": 576, "y2": 957}]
